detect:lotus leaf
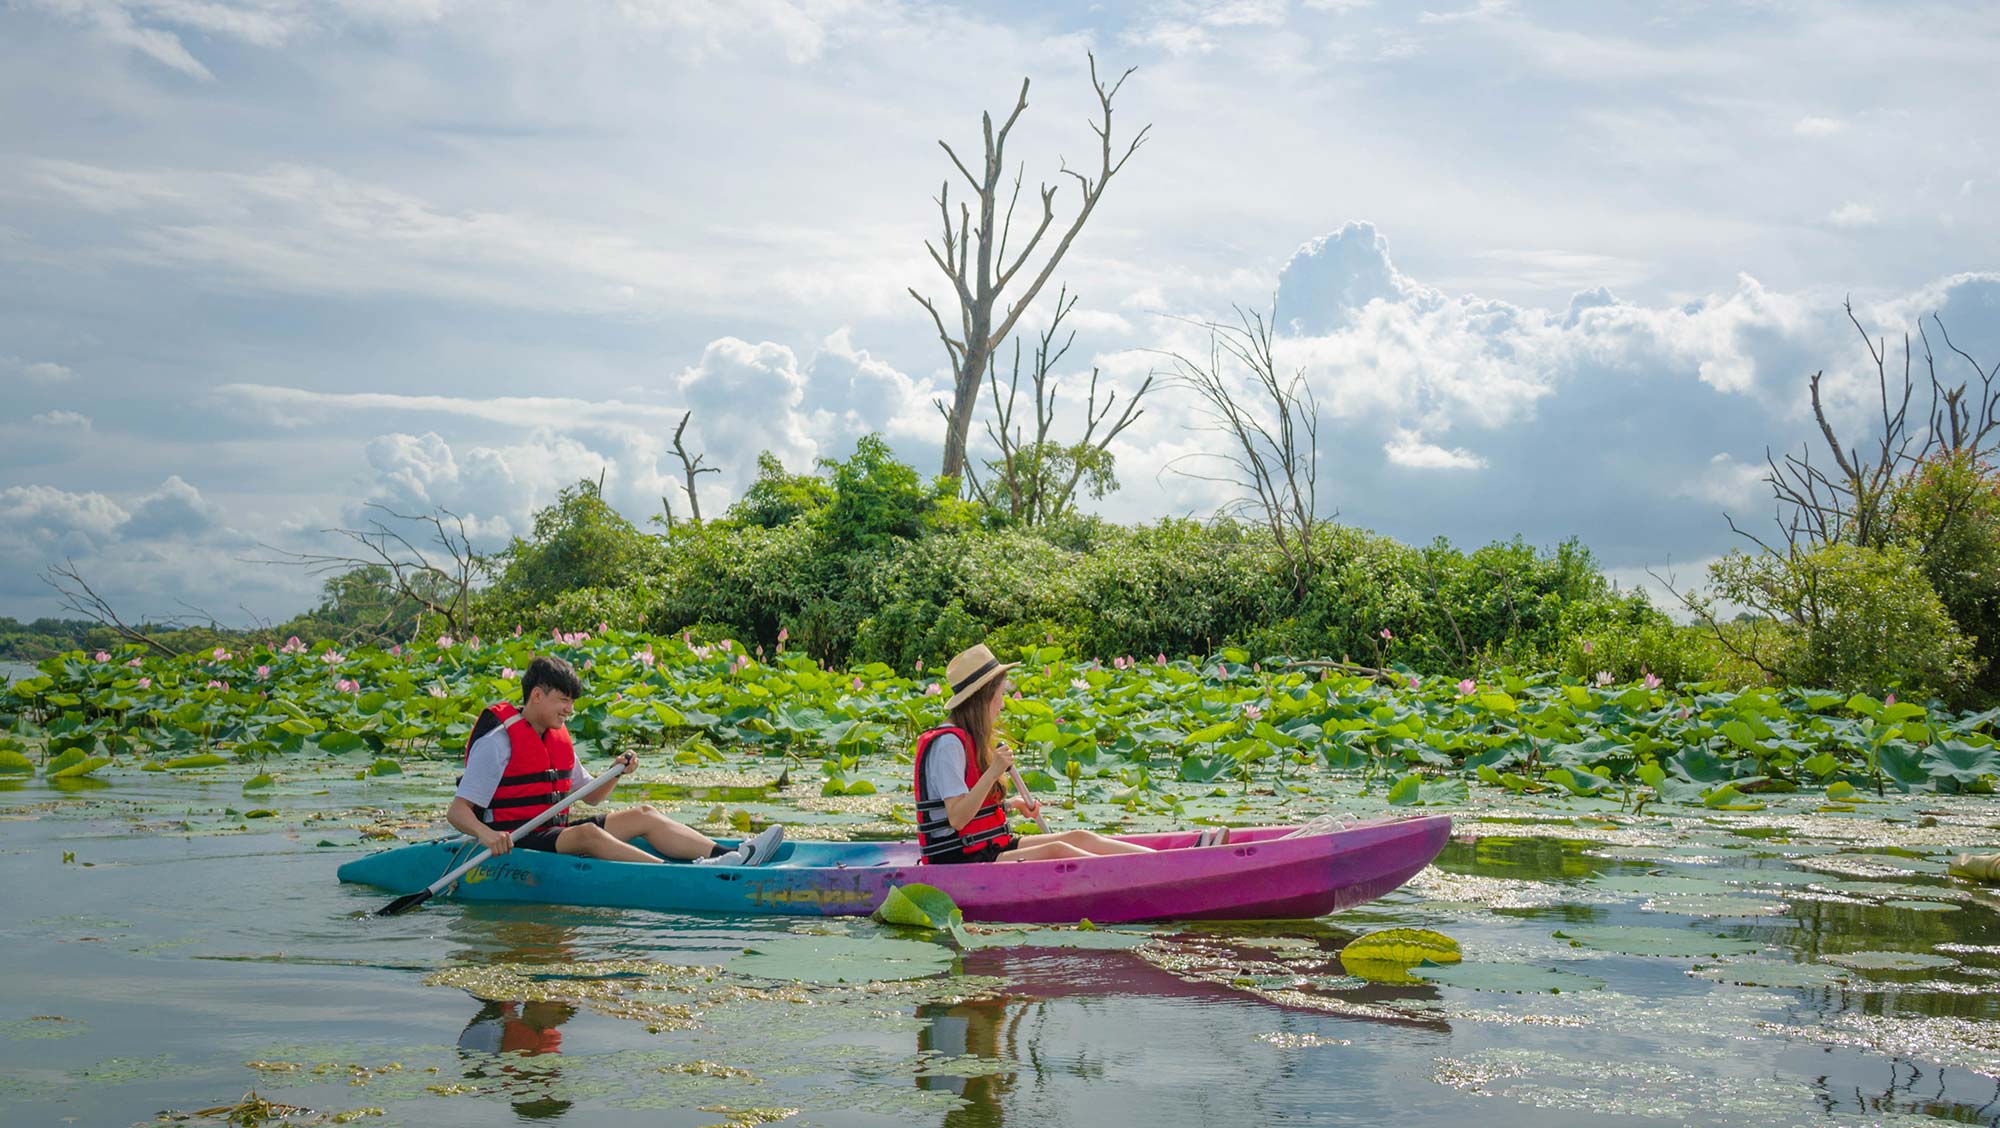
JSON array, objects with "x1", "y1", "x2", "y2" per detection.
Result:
[
  {"x1": 872, "y1": 883, "x2": 962, "y2": 930},
  {"x1": 1410, "y1": 962, "x2": 1605, "y2": 994},
  {"x1": 1339, "y1": 927, "x2": 1461, "y2": 966},
  {"x1": 161, "y1": 753, "x2": 228, "y2": 769},
  {"x1": 1949, "y1": 853, "x2": 2000, "y2": 883},
  {"x1": 1552, "y1": 926, "x2": 1761, "y2": 957},
  {"x1": 0, "y1": 749, "x2": 32, "y2": 774},
  {"x1": 50, "y1": 755, "x2": 110, "y2": 779},
  {"x1": 717, "y1": 933, "x2": 952, "y2": 984},
  {"x1": 1819, "y1": 950, "x2": 1958, "y2": 972}
]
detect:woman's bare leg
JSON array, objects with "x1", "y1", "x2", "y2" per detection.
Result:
[{"x1": 1004, "y1": 829, "x2": 1153, "y2": 857}]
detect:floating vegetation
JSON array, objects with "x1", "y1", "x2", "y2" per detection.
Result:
[
  {"x1": 1410, "y1": 962, "x2": 1606, "y2": 994},
  {"x1": 1818, "y1": 950, "x2": 1961, "y2": 973},
  {"x1": 1551, "y1": 926, "x2": 1762, "y2": 958},
  {"x1": 0, "y1": 1014, "x2": 84, "y2": 1040},
  {"x1": 1253, "y1": 1031, "x2": 1351, "y2": 1048}
]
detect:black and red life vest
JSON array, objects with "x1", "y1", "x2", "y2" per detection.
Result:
[
  {"x1": 465, "y1": 701, "x2": 576, "y2": 831},
  {"x1": 913, "y1": 725, "x2": 1014, "y2": 862}
]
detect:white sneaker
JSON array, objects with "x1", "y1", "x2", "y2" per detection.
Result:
[
  {"x1": 691, "y1": 824, "x2": 786, "y2": 866},
  {"x1": 1194, "y1": 826, "x2": 1232, "y2": 848},
  {"x1": 738, "y1": 823, "x2": 786, "y2": 866}
]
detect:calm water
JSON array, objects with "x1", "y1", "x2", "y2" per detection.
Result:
[{"x1": 3, "y1": 763, "x2": 1998, "y2": 1127}]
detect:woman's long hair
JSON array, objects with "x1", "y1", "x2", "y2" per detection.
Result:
[{"x1": 948, "y1": 676, "x2": 1004, "y2": 772}]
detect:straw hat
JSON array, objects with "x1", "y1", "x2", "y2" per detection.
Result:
[{"x1": 942, "y1": 643, "x2": 1018, "y2": 711}]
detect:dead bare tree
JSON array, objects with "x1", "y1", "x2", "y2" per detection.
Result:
[
  {"x1": 667, "y1": 410, "x2": 720, "y2": 526},
  {"x1": 961, "y1": 286, "x2": 1152, "y2": 524},
  {"x1": 42, "y1": 559, "x2": 189, "y2": 656},
  {"x1": 910, "y1": 51, "x2": 1150, "y2": 485},
  {"x1": 1731, "y1": 300, "x2": 2000, "y2": 556},
  {"x1": 257, "y1": 503, "x2": 483, "y2": 638},
  {"x1": 1156, "y1": 304, "x2": 1325, "y2": 599}
]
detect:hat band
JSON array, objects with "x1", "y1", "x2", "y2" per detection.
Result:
[{"x1": 951, "y1": 658, "x2": 1000, "y2": 695}]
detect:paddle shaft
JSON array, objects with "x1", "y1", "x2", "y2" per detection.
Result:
[
  {"x1": 1007, "y1": 764, "x2": 1048, "y2": 834},
  {"x1": 377, "y1": 761, "x2": 628, "y2": 915}
]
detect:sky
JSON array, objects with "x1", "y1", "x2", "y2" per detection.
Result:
[{"x1": 1, "y1": 0, "x2": 1997, "y2": 625}]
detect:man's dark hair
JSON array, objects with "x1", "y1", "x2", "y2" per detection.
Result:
[{"x1": 522, "y1": 655, "x2": 582, "y2": 701}]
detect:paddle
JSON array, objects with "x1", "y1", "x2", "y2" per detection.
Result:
[
  {"x1": 374, "y1": 761, "x2": 629, "y2": 916},
  {"x1": 1007, "y1": 763, "x2": 1049, "y2": 834}
]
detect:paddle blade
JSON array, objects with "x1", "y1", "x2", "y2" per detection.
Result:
[{"x1": 375, "y1": 888, "x2": 434, "y2": 917}]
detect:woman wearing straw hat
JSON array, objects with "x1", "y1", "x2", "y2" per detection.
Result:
[{"x1": 914, "y1": 644, "x2": 1161, "y2": 864}]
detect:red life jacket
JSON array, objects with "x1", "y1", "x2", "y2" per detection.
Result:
[
  {"x1": 464, "y1": 701, "x2": 577, "y2": 832},
  {"x1": 913, "y1": 725, "x2": 1013, "y2": 862}
]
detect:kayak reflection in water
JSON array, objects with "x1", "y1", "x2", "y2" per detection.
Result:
[
  {"x1": 917, "y1": 994, "x2": 1021, "y2": 1128},
  {"x1": 918, "y1": 643, "x2": 1162, "y2": 865},
  {"x1": 456, "y1": 999, "x2": 578, "y2": 1121}
]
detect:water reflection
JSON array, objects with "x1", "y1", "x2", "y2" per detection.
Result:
[
  {"x1": 916, "y1": 994, "x2": 1018, "y2": 1128},
  {"x1": 457, "y1": 999, "x2": 578, "y2": 1120},
  {"x1": 444, "y1": 910, "x2": 587, "y2": 1121}
]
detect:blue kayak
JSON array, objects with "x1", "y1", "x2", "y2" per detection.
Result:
[{"x1": 338, "y1": 818, "x2": 1453, "y2": 924}]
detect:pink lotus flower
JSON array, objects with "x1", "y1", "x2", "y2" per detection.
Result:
[
  {"x1": 1011, "y1": 689, "x2": 1023, "y2": 699},
  {"x1": 428, "y1": 684, "x2": 447, "y2": 697},
  {"x1": 501, "y1": 667, "x2": 518, "y2": 680},
  {"x1": 1156, "y1": 653, "x2": 1167, "y2": 666},
  {"x1": 1252, "y1": 662, "x2": 1261, "y2": 674},
  {"x1": 437, "y1": 635, "x2": 454, "y2": 649},
  {"x1": 513, "y1": 625, "x2": 523, "y2": 637},
  {"x1": 553, "y1": 628, "x2": 563, "y2": 640},
  {"x1": 137, "y1": 676, "x2": 151, "y2": 689},
  {"x1": 924, "y1": 683, "x2": 942, "y2": 696},
  {"x1": 1596, "y1": 671, "x2": 1614, "y2": 687},
  {"x1": 1678, "y1": 706, "x2": 1692, "y2": 720},
  {"x1": 321, "y1": 651, "x2": 344, "y2": 665},
  {"x1": 1582, "y1": 640, "x2": 1594, "y2": 655},
  {"x1": 851, "y1": 677, "x2": 865, "y2": 693},
  {"x1": 1071, "y1": 678, "x2": 1089, "y2": 691},
  {"x1": 389, "y1": 645, "x2": 402, "y2": 657},
  {"x1": 1885, "y1": 693, "x2": 1897, "y2": 706},
  {"x1": 1407, "y1": 675, "x2": 1421, "y2": 690},
  {"x1": 255, "y1": 665, "x2": 271, "y2": 680},
  {"x1": 584, "y1": 658, "x2": 596, "y2": 670},
  {"x1": 914, "y1": 657, "x2": 923, "y2": 672},
  {"x1": 1380, "y1": 628, "x2": 1393, "y2": 641},
  {"x1": 756, "y1": 644, "x2": 765, "y2": 659},
  {"x1": 213, "y1": 647, "x2": 231, "y2": 661},
  {"x1": 1112, "y1": 656, "x2": 1127, "y2": 670},
  {"x1": 1216, "y1": 665, "x2": 1232, "y2": 681},
  {"x1": 1644, "y1": 673, "x2": 1662, "y2": 690},
  {"x1": 1457, "y1": 678, "x2": 1477, "y2": 695},
  {"x1": 93, "y1": 650, "x2": 110, "y2": 662},
  {"x1": 467, "y1": 636, "x2": 479, "y2": 649},
  {"x1": 1243, "y1": 703, "x2": 1262, "y2": 720},
  {"x1": 335, "y1": 678, "x2": 358, "y2": 693},
  {"x1": 778, "y1": 627, "x2": 790, "y2": 644},
  {"x1": 635, "y1": 649, "x2": 655, "y2": 667},
  {"x1": 280, "y1": 636, "x2": 306, "y2": 655},
  {"x1": 598, "y1": 621, "x2": 610, "y2": 634},
  {"x1": 206, "y1": 679, "x2": 226, "y2": 689},
  {"x1": 126, "y1": 657, "x2": 142, "y2": 668}
]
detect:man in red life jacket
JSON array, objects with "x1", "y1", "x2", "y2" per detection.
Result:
[{"x1": 446, "y1": 655, "x2": 784, "y2": 865}]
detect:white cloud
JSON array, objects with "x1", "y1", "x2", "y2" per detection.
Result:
[
  {"x1": 1676, "y1": 452, "x2": 1768, "y2": 510},
  {"x1": 6, "y1": 358, "x2": 75, "y2": 383},
  {"x1": 1384, "y1": 431, "x2": 1486, "y2": 470},
  {"x1": 31, "y1": 409, "x2": 91, "y2": 429},
  {"x1": 1793, "y1": 115, "x2": 1846, "y2": 137},
  {"x1": 123, "y1": 474, "x2": 222, "y2": 538},
  {"x1": 1825, "y1": 202, "x2": 1877, "y2": 228}
]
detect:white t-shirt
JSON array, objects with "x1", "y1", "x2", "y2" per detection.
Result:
[
  {"x1": 454, "y1": 720, "x2": 588, "y2": 808},
  {"x1": 922, "y1": 731, "x2": 972, "y2": 801}
]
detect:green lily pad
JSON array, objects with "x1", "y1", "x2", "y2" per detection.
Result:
[
  {"x1": 242, "y1": 772, "x2": 275, "y2": 792},
  {"x1": 50, "y1": 755, "x2": 111, "y2": 779},
  {"x1": 0, "y1": 749, "x2": 33, "y2": 774},
  {"x1": 1882, "y1": 900, "x2": 1958, "y2": 912},
  {"x1": 872, "y1": 883, "x2": 961, "y2": 930},
  {"x1": 1640, "y1": 894, "x2": 1789, "y2": 918},
  {"x1": 1820, "y1": 950, "x2": 1959, "y2": 972},
  {"x1": 1552, "y1": 926, "x2": 1762, "y2": 957},
  {"x1": 1410, "y1": 962, "x2": 1606, "y2": 994},
  {"x1": 1340, "y1": 927, "x2": 1461, "y2": 965},
  {"x1": 959, "y1": 927, "x2": 1150, "y2": 950},
  {"x1": 727, "y1": 934, "x2": 954, "y2": 984},
  {"x1": 1689, "y1": 960, "x2": 1853, "y2": 989},
  {"x1": 161, "y1": 753, "x2": 229, "y2": 769}
]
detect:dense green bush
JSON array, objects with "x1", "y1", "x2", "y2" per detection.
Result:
[
  {"x1": 476, "y1": 480, "x2": 662, "y2": 632},
  {"x1": 1709, "y1": 542, "x2": 1976, "y2": 700},
  {"x1": 1888, "y1": 452, "x2": 2000, "y2": 700}
]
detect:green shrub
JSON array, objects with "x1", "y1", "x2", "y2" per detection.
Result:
[
  {"x1": 1888, "y1": 452, "x2": 2000, "y2": 700},
  {"x1": 1709, "y1": 543, "x2": 1976, "y2": 700}
]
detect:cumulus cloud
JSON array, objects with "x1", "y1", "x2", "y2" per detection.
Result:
[
  {"x1": 123, "y1": 474, "x2": 222, "y2": 539},
  {"x1": 31, "y1": 409, "x2": 90, "y2": 429},
  {"x1": 1826, "y1": 202, "x2": 1878, "y2": 228},
  {"x1": 5, "y1": 357, "x2": 75, "y2": 383}
]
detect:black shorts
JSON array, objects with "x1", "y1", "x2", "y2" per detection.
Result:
[
  {"x1": 514, "y1": 813, "x2": 606, "y2": 853},
  {"x1": 927, "y1": 844, "x2": 1007, "y2": 865}
]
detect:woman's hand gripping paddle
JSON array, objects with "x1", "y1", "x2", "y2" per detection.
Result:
[
  {"x1": 1007, "y1": 764, "x2": 1048, "y2": 834},
  {"x1": 374, "y1": 760, "x2": 630, "y2": 917}
]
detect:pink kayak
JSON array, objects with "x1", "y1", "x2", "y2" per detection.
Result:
[{"x1": 339, "y1": 815, "x2": 1452, "y2": 923}]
